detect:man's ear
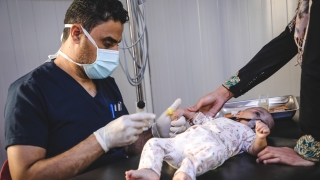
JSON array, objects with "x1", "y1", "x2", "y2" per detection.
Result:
[{"x1": 69, "y1": 24, "x2": 82, "y2": 44}]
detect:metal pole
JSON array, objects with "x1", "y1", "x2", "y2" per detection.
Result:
[{"x1": 126, "y1": 0, "x2": 145, "y2": 102}]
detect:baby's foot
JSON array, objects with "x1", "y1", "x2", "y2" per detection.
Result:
[
  {"x1": 173, "y1": 172, "x2": 192, "y2": 180},
  {"x1": 125, "y1": 168, "x2": 159, "y2": 180}
]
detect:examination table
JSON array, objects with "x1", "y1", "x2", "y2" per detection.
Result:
[{"x1": 70, "y1": 102, "x2": 320, "y2": 180}]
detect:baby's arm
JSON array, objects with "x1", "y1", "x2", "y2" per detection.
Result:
[
  {"x1": 171, "y1": 108, "x2": 196, "y2": 121},
  {"x1": 248, "y1": 121, "x2": 270, "y2": 156}
]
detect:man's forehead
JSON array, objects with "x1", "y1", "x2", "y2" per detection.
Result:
[
  {"x1": 91, "y1": 21, "x2": 123, "y2": 41},
  {"x1": 92, "y1": 20, "x2": 123, "y2": 31}
]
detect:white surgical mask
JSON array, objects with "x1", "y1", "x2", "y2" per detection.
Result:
[{"x1": 58, "y1": 24, "x2": 119, "y2": 79}]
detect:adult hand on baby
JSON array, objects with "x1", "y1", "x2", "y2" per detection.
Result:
[
  {"x1": 188, "y1": 86, "x2": 234, "y2": 117},
  {"x1": 255, "y1": 120, "x2": 270, "y2": 139},
  {"x1": 256, "y1": 146, "x2": 315, "y2": 166},
  {"x1": 94, "y1": 113, "x2": 155, "y2": 152},
  {"x1": 154, "y1": 98, "x2": 182, "y2": 138}
]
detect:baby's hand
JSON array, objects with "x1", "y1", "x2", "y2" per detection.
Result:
[
  {"x1": 171, "y1": 108, "x2": 185, "y2": 121},
  {"x1": 171, "y1": 108, "x2": 196, "y2": 121},
  {"x1": 255, "y1": 120, "x2": 270, "y2": 139}
]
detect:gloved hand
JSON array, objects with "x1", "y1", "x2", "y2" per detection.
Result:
[
  {"x1": 94, "y1": 113, "x2": 155, "y2": 152},
  {"x1": 153, "y1": 98, "x2": 182, "y2": 138},
  {"x1": 169, "y1": 116, "x2": 190, "y2": 138}
]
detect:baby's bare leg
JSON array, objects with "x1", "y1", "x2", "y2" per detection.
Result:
[
  {"x1": 126, "y1": 138, "x2": 183, "y2": 180},
  {"x1": 125, "y1": 169, "x2": 159, "y2": 180}
]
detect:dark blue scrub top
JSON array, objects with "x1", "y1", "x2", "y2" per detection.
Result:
[{"x1": 4, "y1": 60, "x2": 129, "y2": 171}]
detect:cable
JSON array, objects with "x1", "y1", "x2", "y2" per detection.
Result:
[{"x1": 119, "y1": 0, "x2": 149, "y2": 86}]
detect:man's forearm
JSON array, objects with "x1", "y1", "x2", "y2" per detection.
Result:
[
  {"x1": 249, "y1": 137, "x2": 267, "y2": 156},
  {"x1": 9, "y1": 134, "x2": 104, "y2": 180}
]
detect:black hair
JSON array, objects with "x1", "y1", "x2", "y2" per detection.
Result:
[{"x1": 62, "y1": 0, "x2": 129, "y2": 42}]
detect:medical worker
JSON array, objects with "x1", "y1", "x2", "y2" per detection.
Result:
[
  {"x1": 4, "y1": 0, "x2": 158, "y2": 179},
  {"x1": 171, "y1": 0, "x2": 320, "y2": 166}
]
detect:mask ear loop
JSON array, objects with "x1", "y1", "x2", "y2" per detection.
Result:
[
  {"x1": 64, "y1": 24, "x2": 98, "y2": 48},
  {"x1": 80, "y1": 26, "x2": 99, "y2": 48},
  {"x1": 60, "y1": 33, "x2": 64, "y2": 42},
  {"x1": 57, "y1": 50, "x2": 83, "y2": 66},
  {"x1": 64, "y1": 24, "x2": 99, "y2": 65}
]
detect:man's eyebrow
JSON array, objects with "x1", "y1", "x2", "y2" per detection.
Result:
[{"x1": 102, "y1": 36, "x2": 122, "y2": 43}]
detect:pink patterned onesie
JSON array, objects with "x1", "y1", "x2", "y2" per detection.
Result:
[{"x1": 138, "y1": 113, "x2": 256, "y2": 180}]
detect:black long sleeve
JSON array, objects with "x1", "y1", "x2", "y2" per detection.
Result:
[{"x1": 224, "y1": 26, "x2": 298, "y2": 98}]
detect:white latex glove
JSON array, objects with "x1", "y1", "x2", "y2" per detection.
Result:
[
  {"x1": 169, "y1": 116, "x2": 190, "y2": 138},
  {"x1": 94, "y1": 113, "x2": 155, "y2": 152},
  {"x1": 154, "y1": 98, "x2": 181, "y2": 138}
]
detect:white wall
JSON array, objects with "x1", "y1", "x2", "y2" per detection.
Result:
[
  {"x1": 0, "y1": 0, "x2": 74, "y2": 166},
  {"x1": 0, "y1": 0, "x2": 300, "y2": 166},
  {"x1": 146, "y1": 0, "x2": 300, "y2": 116}
]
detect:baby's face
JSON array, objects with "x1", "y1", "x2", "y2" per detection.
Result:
[{"x1": 235, "y1": 107, "x2": 274, "y2": 129}]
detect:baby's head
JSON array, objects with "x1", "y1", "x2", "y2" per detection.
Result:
[{"x1": 235, "y1": 107, "x2": 274, "y2": 130}]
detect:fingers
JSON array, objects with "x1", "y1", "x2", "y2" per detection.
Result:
[
  {"x1": 129, "y1": 112, "x2": 156, "y2": 121},
  {"x1": 171, "y1": 109, "x2": 184, "y2": 120},
  {"x1": 125, "y1": 170, "x2": 132, "y2": 180},
  {"x1": 255, "y1": 121, "x2": 270, "y2": 134},
  {"x1": 189, "y1": 100, "x2": 222, "y2": 117},
  {"x1": 204, "y1": 104, "x2": 220, "y2": 117},
  {"x1": 256, "y1": 146, "x2": 316, "y2": 166},
  {"x1": 169, "y1": 98, "x2": 182, "y2": 110},
  {"x1": 257, "y1": 146, "x2": 275, "y2": 157},
  {"x1": 132, "y1": 127, "x2": 144, "y2": 136},
  {"x1": 256, "y1": 147, "x2": 285, "y2": 165},
  {"x1": 157, "y1": 99, "x2": 181, "y2": 122},
  {"x1": 256, "y1": 151, "x2": 275, "y2": 162},
  {"x1": 170, "y1": 116, "x2": 187, "y2": 137},
  {"x1": 256, "y1": 146, "x2": 284, "y2": 164},
  {"x1": 256, "y1": 157, "x2": 280, "y2": 164},
  {"x1": 170, "y1": 126, "x2": 187, "y2": 134},
  {"x1": 127, "y1": 135, "x2": 139, "y2": 145},
  {"x1": 169, "y1": 133, "x2": 177, "y2": 138},
  {"x1": 188, "y1": 99, "x2": 203, "y2": 112},
  {"x1": 171, "y1": 116, "x2": 187, "y2": 126},
  {"x1": 131, "y1": 120, "x2": 150, "y2": 129},
  {"x1": 255, "y1": 121, "x2": 266, "y2": 129}
]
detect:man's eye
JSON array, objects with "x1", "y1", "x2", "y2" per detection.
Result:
[
  {"x1": 255, "y1": 112, "x2": 260, "y2": 117},
  {"x1": 105, "y1": 44, "x2": 112, "y2": 48}
]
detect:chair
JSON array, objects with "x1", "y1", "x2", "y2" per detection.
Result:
[{"x1": 0, "y1": 160, "x2": 12, "y2": 180}]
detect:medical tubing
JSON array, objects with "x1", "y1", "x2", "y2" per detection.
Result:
[
  {"x1": 119, "y1": 0, "x2": 149, "y2": 86},
  {"x1": 119, "y1": 0, "x2": 146, "y2": 49},
  {"x1": 169, "y1": 114, "x2": 196, "y2": 138},
  {"x1": 124, "y1": 28, "x2": 149, "y2": 85},
  {"x1": 120, "y1": 45, "x2": 146, "y2": 86},
  {"x1": 170, "y1": 125, "x2": 185, "y2": 138},
  {"x1": 151, "y1": 123, "x2": 161, "y2": 138}
]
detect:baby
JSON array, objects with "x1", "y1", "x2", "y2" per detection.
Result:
[{"x1": 126, "y1": 106, "x2": 274, "y2": 180}]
